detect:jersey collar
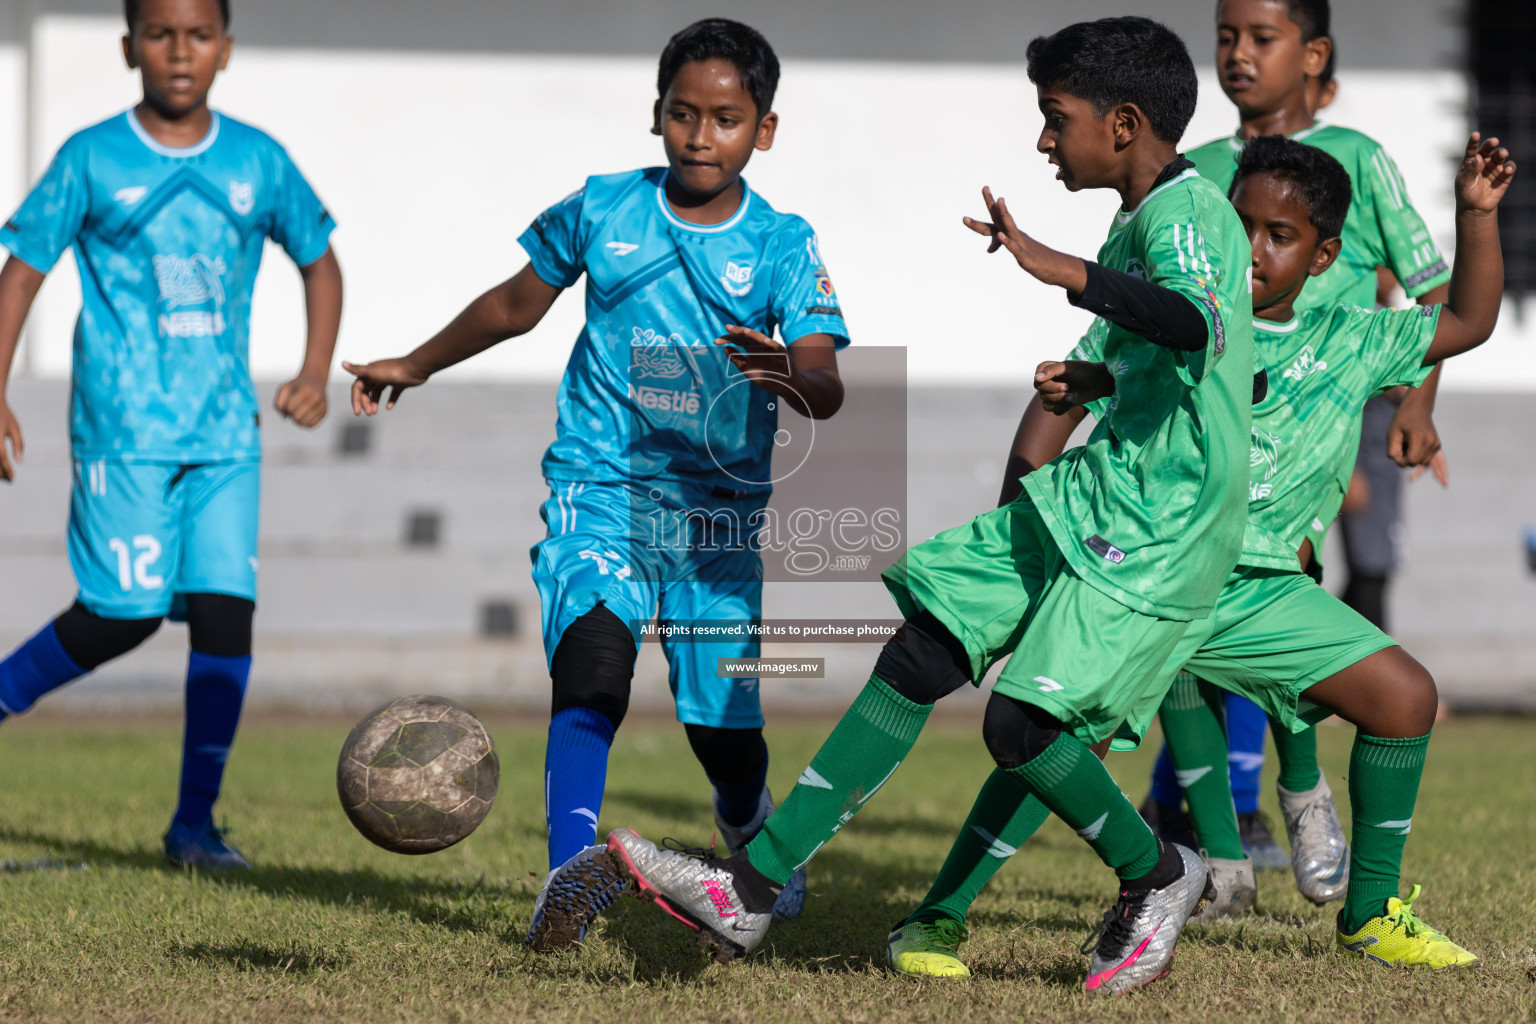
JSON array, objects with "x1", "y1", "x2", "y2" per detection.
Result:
[
  {"x1": 1226, "y1": 119, "x2": 1328, "y2": 152},
  {"x1": 1114, "y1": 159, "x2": 1199, "y2": 225},
  {"x1": 655, "y1": 178, "x2": 753, "y2": 234},
  {"x1": 1253, "y1": 315, "x2": 1300, "y2": 333},
  {"x1": 126, "y1": 109, "x2": 222, "y2": 158}
]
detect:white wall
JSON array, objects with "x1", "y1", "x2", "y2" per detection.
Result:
[{"x1": 10, "y1": 14, "x2": 1524, "y2": 391}]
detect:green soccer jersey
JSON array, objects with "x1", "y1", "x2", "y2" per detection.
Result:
[
  {"x1": 1187, "y1": 122, "x2": 1451, "y2": 312},
  {"x1": 1244, "y1": 305, "x2": 1438, "y2": 567},
  {"x1": 1026, "y1": 168, "x2": 1254, "y2": 620},
  {"x1": 1073, "y1": 304, "x2": 1438, "y2": 571}
]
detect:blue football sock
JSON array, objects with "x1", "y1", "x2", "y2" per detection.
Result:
[
  {"x1": 172, "y1": 652, "x2": 251, "y2": 828},
  {"x1": 711, "y1": 752, "x2": 770, "y2": 828},
  {"x1": 0, "y1": 622, "x2": 86, "y2": 719},
  {"x1": 544, "y1": 707, "x2": 615, "y2": 871},
  {"x1": 1148, "y1": 741, "x2": 1182, "y2": 809},
  {"x1": 1223, "y1": 693, "x2": 1268, "y2": 815}
]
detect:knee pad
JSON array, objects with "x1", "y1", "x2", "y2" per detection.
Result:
[
  {"x1": 684, "y1": 724, "x2": 767, "y2": 784},
  {"x1": 183, "y1": 593, "x2": 255, "y2": 658},
  {"x1": 873, "y1": 611, "x2": 973, "y2": 705},
  {"x1": 551, "y1": 604, "x2": 638, "y2": 730},
  {"x1": 52, "y1": 602, "x2": 162, "y2": 671},
  {"x1": 983, "y1": 692, "x2": 1064, "y2": 770}
]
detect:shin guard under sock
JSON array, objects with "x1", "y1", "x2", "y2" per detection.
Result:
[
  {"x1": 0, "y1": 623, "x2": 86, "y2": 718},
  {"x1": 1006, "y1": 732, "x2": 1161, "y2": 882},
  {"x1": 909, "y1": 768, "x2": 1051, "y2": 925},
  {"x1": 1271, "y1": 717, "x2": 1322, "y2": 793},
  {"x1": 173, "y1": 652, "x2": 251, "y2": 828},
  {"x1": 544, "y1": 707, "x2": 616, "y2": 870},
  {"x1": 746, "y1": 676, "x2": 930, "y2": 885},
  {"x1": 1159, "y1": 673, "x2": 1244, "y2": 859},
  {"x1": 1342, "y1": 731, "x2": 1429, "y2": 932}
]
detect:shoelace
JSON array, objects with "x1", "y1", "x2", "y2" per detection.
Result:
[
  {"x1": 1080, "y1": 894, "x2": 1138, "y2": 958},
  {"x1": 661, "y1": 837, "x2": 726, "y2": 864},
  {"x1": 1384, "y1": 884, "x2": 1435, "y2": 939},
  {"x1": 916, "y1": 918, "x2": 969, "y2": 948}
]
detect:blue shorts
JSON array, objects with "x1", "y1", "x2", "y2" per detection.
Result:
[
  {"x1": 531, "y1": 479, "x2": 765, "y2": 729},
  {"x1": 68, "y1": 459, "x2": 260, "y2": 619}
]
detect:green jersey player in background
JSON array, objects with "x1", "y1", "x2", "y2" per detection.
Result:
[{"x1": 1140, "y1": 0, "x2": 1454, "y2": 888}]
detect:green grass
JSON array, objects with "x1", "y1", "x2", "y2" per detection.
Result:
[{"x1": 0, "y1": 713, "x2": 1532, "y2": 1023}]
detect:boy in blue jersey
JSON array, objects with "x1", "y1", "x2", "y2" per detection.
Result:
[
  {"x1": 0, "y1": 0, "x2": 341, "y2": 870},
  {"x1": 343, "y1": 19, "x2": 847, "y2": 947}
]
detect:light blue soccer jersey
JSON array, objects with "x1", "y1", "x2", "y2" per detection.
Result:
[
  {"x1": 1, "y1": 110, "x2": 335, "y2": 462},
  {"x1": 519, "y1": 168, "x2": 849, "y2": 497}
]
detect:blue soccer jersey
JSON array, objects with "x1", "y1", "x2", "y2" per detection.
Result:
[
  {"x1": 518, "y1": 168, "x2": 849, "y2": 496},
  {"x1": 1, "y1": 110, "x2": 335, "y2": 462}
]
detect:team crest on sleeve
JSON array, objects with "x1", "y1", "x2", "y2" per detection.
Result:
[
  {"x1": 721, "y1": 260, "x2": 754, "y2": 297},
  {"x1": 228, "y1": 181, "x2": 255, "y2": 215}
]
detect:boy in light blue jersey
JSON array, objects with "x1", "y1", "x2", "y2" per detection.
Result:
[
  {"x1": 0, "y1": 0, "x2": 341, "y2": 870},
  {"x1": 345, "y1": 18, "x2": 847, "y2": 946}
]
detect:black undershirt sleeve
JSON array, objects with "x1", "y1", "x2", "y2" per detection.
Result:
[{"x1": 1070, "y1": 261, "x2": 1209, "y2": 353}]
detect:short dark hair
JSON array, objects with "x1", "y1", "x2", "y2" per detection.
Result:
[
  {"x1": 125, "y1": 0, "x2": 230, "y2": 30},
  {"x1": 657, "y1": 18, "x2": 780, "y2": 119},
  {"x1": 1231, "y1": 134, "x2": 1352, "y2": 239},
  {"x1": 1281, "y1": 0, "x2": 1331, "y2": 42},
  {"x1": 1025, "y1": 17, "x2": 1197, "y2": 144}
]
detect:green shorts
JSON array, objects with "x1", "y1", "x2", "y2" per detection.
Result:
[
  {"x1": 1117, "y1": 566, "x2": 1396, "y2": 747},
  {"x1": 882, "y1": 494, "x2": 1196, "y2": 746}
]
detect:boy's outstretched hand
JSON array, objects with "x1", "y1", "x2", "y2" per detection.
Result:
[
  {"x1": 963, "y1": 187, "x2": 1088, "y2": 294},
  {"x1": 714, "y1": 325, "x2": 792, "y2": 381},
  {"x1": 0, "y1": 400, "x2": 21, "y2": 482},
  {"x1": 274, "y1": 372, "x2": 328, "y2": 428},
  {"x1": 343, "y1": 357, "x2": 431, "y2": 415},
  {"x1": 1455, "y1": 133, "x2": 1516, "y2": 214},
  {"x1": 1034, "y1": 360, "x2": 1115, "y2": 414}
]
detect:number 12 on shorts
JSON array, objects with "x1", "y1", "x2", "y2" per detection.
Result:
[{"x1": 107, "y1": 535, "x2": 164, "y2": 591}]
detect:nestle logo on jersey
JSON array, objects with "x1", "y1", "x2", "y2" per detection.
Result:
[
  {"x1": 1282, "y1": 345, "x2": 1328, "y2": 383},
  {"x1": 629, "y1": 384, "x2": 700, "y2": 415}
]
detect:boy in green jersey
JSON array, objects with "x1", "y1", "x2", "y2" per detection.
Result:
[
  {"x1": 541, "y1": 17, "x2": 1255, "y2": 994},
  {"x1": 1145, "y1": 0, "x2": 1450, "y2": 882},
  {"x1": 887, "y1": 132, "x2": 1512, "y2": 978}
]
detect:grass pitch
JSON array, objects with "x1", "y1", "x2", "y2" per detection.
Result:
[{"x1": 0, "y1": 712, "x2": 1532, "y2": 1024}]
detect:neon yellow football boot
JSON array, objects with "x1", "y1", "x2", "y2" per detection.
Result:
[
  {"x1": 1336, "y1": 885, "x2": 1479, "y2": 968},
  {"x1": 887, "y1": 918, "x2": 972, "y2": 978}
]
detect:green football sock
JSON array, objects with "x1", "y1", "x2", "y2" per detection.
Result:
[
  {"x1": 1007, "y1": 732, "x2": 1161, "y2": 882},
  {"x1": 745, "y1": 675, "x2": 930, "y2": 885},
  {"x1": 908, "y1": 768, "x2": 1051, "y2": 926},
  {"x1": 1270, "y1": 717, "x2": 1322, "y2": 793},
  {"x1": 1159, "y1": 672, "x2": 1244, "y2": 860},
  {"x1": 1341, "y1": 731, "x2": 1429, "y2": 933}
]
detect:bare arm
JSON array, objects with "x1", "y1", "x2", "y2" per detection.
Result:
[
  {"x1": 998, "y1": 395, "x2": 1086, "y2": 506},
  {"x1": 1423, "y1": 134, "x2": 1516, "y2": 363},
  {"x1": 714, "y1": 328, "x2": 844, "y2": 420},
  {"x1": 345, "y1": 263, "x2": 561, "y2": 414},
  {"x1": 272, "y1": 247, "x2": 343, "y2": 429},
  {"x1": 0, "y1": 256, "x2": 47, "y2": 481}
]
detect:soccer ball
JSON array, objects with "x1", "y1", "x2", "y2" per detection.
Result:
[{"x1": 336, "y1": 695, "x2": 500, "y2": 854}]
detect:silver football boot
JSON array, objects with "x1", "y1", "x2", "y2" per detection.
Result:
[
  {"x1": 1278, "y1": 774, "x2": 1350, "y2": 904},
  {"x1": 605, "y1": 828, "x2": 776, "y2": 963},
  {"x1": 1082, "y1": 843, "x2": 1213, "y2": 994},
  {"x1": 1189, "y1": 853, "x2": 1257, "y2": 922},
  {"x1": 713, "y1": 787, "x2": 807, "y2": 921}
]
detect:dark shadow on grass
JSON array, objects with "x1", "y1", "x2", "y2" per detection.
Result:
[
  {"x1": 0, "y1": 825, "x2": 168, "y2": 872},
  {"x1": 166, "y1": 941, "x2": 349, "y2": 974},
  {"x1": 0, "y1": 825, "x2": 519, "y2": 935}
]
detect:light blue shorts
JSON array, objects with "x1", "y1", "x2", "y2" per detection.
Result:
[
  {"x1": 68, "y1": 458, "x2": 260, "y2": 619},
  {"x1": 531, "y1": 479, "x2": 765, "y2": 729}
]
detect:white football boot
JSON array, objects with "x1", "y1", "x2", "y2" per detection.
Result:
[{"x1": 1278, "y1": 774, "x2": 1350, "y2": 904}]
